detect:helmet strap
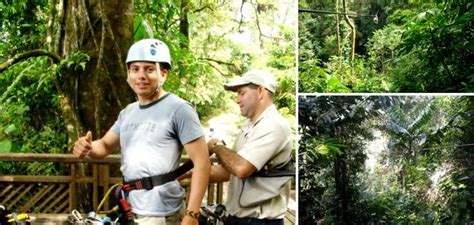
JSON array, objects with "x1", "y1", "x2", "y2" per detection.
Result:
[{"x1": 155, "y1": 63, "x2": 163, "y2": 94}]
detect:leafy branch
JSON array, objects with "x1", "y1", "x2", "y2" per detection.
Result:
[{"x1": 0, "y1": 49, "x2": 61, "y2": 74}]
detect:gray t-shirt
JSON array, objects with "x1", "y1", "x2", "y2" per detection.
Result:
[{"x1": 111, "y1": 93, "x2": 204, "y2": 216}]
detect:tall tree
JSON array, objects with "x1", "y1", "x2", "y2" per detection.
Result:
[{"x1": 59, "y1": 0, "x2": 134, "y2": 144}]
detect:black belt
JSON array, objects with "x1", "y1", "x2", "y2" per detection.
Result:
[{"x1": 123, "y1": 160, "x2": 194, "y2": 191}]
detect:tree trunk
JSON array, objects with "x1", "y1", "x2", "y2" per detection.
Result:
[
  {"x1": 179, "y1": 0, "x2": 190, "y2": 49},
  {"x1": 335, "y1": 0, "x2": 341, "y2": 58},
  {"x1": 58, "y1": 0, "x2": 135, "y2": 211},
  {"x1": 342, "y1": 0, "x2": 355, "y2": 62},
  {"x1": 60, "y1": 0, "x2": 134, "y2": 140},
  {"x1": 334, "y1": 155, "x2": 350, "y2": 225}
]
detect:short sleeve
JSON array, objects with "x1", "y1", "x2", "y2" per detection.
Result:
[
  {"x1": 237, "y1": 121, "x2": 291, "y2": 170},
  {"x1": 173, "y1": 103, "x2": 205, "y2": 145},
  {"x1": 111, "y1": 108, "x2": 125, "y2": 135}
]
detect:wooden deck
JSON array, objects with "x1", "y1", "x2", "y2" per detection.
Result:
[{"x1": 285, "y1": 209, "x2": 296, "y2": 225}]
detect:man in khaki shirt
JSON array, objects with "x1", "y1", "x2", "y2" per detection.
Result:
[{"x1": 207, "y1": 69, "x2": 293, "y2": 225}]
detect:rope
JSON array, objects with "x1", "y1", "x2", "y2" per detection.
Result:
[{"x1": 96, "y1": 183, "x2": 123, "y2": 212}]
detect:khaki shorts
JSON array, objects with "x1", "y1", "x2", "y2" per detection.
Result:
[{"x1": 134, "y1": 203, "x2": 185, "y2": 225}]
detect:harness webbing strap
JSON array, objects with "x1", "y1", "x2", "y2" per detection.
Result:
[
  {"x1": 252, "y1": 158, "x2": 295, "y2": 178},
  {"x1": 123, "y1": 160, "x2": 194, "y2": 191}
]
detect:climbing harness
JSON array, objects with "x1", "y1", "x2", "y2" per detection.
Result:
[
  {"x1": 252, "y1": 158, "x2": 295, "y2": 178},
  {"x1": 68, "y1": 159, "x2": 195, "y2": 224},
  {"x1": 69, "y1": 183, "x2": 122, "y2": 224},
  {"x1": 122, "y1": 160, "x2": 193, "y2": 191}
]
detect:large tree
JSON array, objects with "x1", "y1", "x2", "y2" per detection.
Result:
[{"x1": 59, "y1": 0, "x2": 135, "y2": 146}]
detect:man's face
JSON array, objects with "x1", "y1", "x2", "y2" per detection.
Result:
[
  {"x1": 236, "y1": 85, "x2": 260, "y2": 119},
  {"x1": 127, "y1": 61, "x2": 162, "y2": 97}
]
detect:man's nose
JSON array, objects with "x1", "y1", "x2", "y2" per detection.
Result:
[
  {"x1": 235, "y1": 96, "x2": 241, "y2": 104},
  {"x1": 137, "y1": 69, "x2": 148, "y2": 79}
]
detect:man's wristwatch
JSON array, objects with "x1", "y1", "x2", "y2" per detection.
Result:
[{"x1": 212, "y1": 140, "x2": 226, "y2": 150}]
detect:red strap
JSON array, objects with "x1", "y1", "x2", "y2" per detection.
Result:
[
  {"x1": 123, "y1": 184, "x2": 132, "y2": 192},
  {"x1": 120, "y1": 198, "x2": 133, "y2": 220}
]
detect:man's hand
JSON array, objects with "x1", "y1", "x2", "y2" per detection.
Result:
[
  {"x1": 73, "y1": 131, "x2": 92, "y2": 159},
  {"x1": 207, "y1": 138, "x2": 218, "y2": 155},
  {"x1": 207, "y1": 138, "x2": 225, "y2": 155},
  {"x1": 177, "y1": 171, "x2": 192, "y2": 181}
]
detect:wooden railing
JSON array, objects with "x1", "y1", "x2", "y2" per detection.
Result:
[{"x1": 0, "y1": 153, "x2": 223, "y2": 214}]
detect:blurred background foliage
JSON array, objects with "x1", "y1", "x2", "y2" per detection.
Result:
[{"x1": 299, "y1": 0, "x2": 473, "y2": 92}]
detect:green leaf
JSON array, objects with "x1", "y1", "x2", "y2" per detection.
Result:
[
  {"x1": 0, "y1": 140, "x2": 12, "y2": 153},
  {"x1": 316, "y1": 144, "x2": 330, "y2": 155},
  {"x1": 327, "y1": 76, "x2": 340, "y2": 87},
  {"x1": 417, "y1": 12, "x2": 427, "y2": 21},
  {"x1": 79, "y1": 62, "x2": 87, "y2": 71},
  {"x1": 4, "y1": 124, "x2": 17, "y2": 134}
]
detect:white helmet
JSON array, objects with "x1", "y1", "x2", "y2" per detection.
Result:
[{"x1": 125, "y1": 38, "x2": 171, "y2": 68}]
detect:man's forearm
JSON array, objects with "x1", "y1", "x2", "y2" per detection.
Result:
[
  {"x1": 209, "y1": 165, "x2": 230, "y2": 183},
  {"x1": 187, "y1": 161, "x2": 211, "y2": 213},
  {"x1": 88, "y1": 140, "x2": 112, "y2": 159},
  {"x1": 214, "y1": 145, "x2": 255, "y2": 178}
]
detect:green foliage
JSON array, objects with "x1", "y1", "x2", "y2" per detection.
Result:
[
  {"x1": 438, "y1": 170, "x2": 474, "y2": 223},
  {"x1": 366, "y1": 24, "x2": 403, "y2": 73},
  {"x1": 299, "y1": 1, "x2": 473, "y2": 92},
  {"x1": 298, "y1": 59, "x2": 352, "y2": 93},
  {"x1": 0, "y1": 0, "x2": 49, "y2": 60},
  {"x1": 393, "y1": 1, "x2": 474, "y2": 92},
  {"x1": 0, "y1": 0, "x2": 63, "y2": 175},
  {"x1": 299, "y1": 96, "x2": 474, "y2": 224},
  {"x1": 299, "y1": 96, "x2": 390, "y2": 224},
  {"x1": 268, "y1": 27, "x2": 296, "y2": 118},
  {"x1": 57, "y1": 51, "x2": 90, "y2": 73},
  {"x1": 0, "y1": 57, "x2": 67, "y2": 175}
]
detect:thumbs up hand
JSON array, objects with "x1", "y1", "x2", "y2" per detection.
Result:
[{"x1": 73, "y1": 131, "x2": 93, "y2": 159}]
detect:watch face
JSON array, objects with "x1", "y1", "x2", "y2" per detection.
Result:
[{"x1": 213, "y1": 141, "x2": 225, "y2": 149}]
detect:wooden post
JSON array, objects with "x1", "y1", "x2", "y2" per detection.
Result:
[
  {"x1": 217, "y1": 183, "x2": 224, "y2": 204},
  {"x1": 101, "y1": 164, "x2": 110, "y2": 210},
  {"x1": 92, "y1": 163, "x2": 98, "y2": 211},
  {"x1": 69, "y1": 163, "x2": 77, "y2": 212},
  {"x1": 207, "y1": 184, "x2": 215, "y2": 204}
]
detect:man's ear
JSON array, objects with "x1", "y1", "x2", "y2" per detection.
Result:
[
  {"x1": 257, "y1": 86, "x2": 266, "y2": 100},
  {"x1": 126, "y1": 71, "x2": 132, "y2": 86},
  {"x1": 160, "y1": 69, "x2": 168, "y2": 84}
]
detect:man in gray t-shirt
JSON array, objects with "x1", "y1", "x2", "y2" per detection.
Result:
[{"x1": 73, "y1": 39, "x2": 211, "y2": 225}]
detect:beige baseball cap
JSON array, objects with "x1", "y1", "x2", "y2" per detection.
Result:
[{"x1": 224, "y1": 69, "x2": 277, "y2": 93}]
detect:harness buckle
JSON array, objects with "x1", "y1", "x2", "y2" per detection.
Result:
[
  {"x1": 140, "y1": 177, "x2": 153, "y2": 190},
  {"x1": 134, "y1": 180, "x2": 143, "y2": 190}
]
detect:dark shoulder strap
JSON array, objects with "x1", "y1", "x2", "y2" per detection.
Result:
[{"x1": 252, "y1": 156, "x2": 295, "y2": 178}]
